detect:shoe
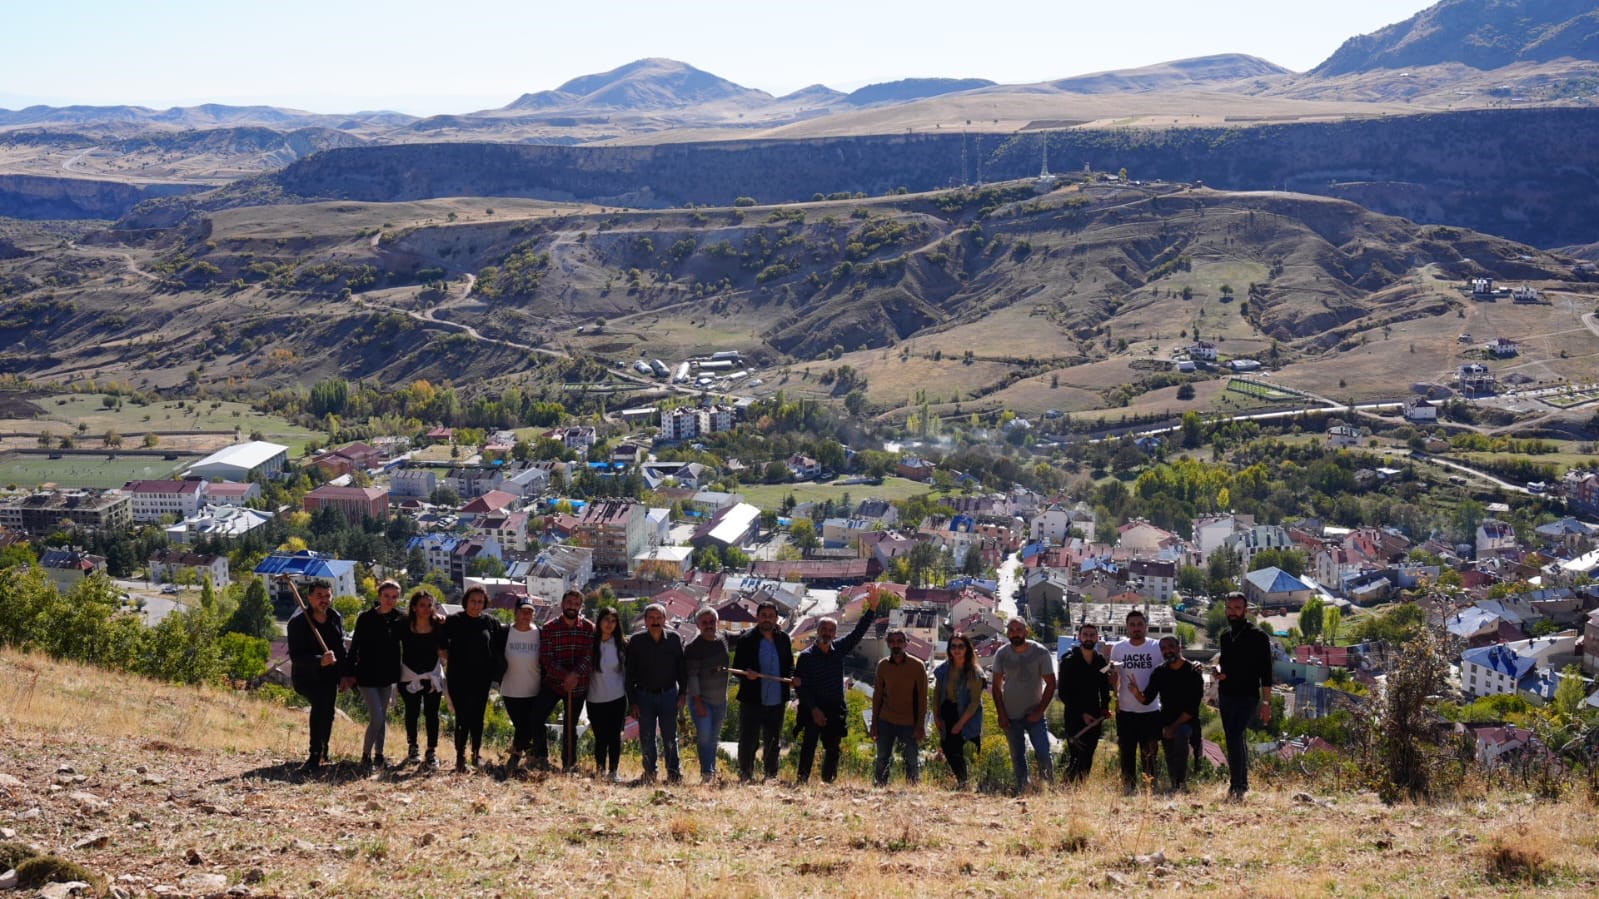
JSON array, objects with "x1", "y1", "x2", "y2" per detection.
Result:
[
  {"x1": 471, "y1": 752, "x2": 482, "y2": 769},
  {"x1": 404, "y1": 746, "x2": 420, "y2": 765},
  {"x1": 640, "y1": 771, "x2": 657, "y2": 785},
  {"x1": 424, "y1": 748, "x2": 439, "y2": 769},
  {"x1": 300, "y1": 755, "x2": 322, "y2": 774},
  {"x1": 360, "y1": 754, "x2": 372, "y2": 769},
  {"x1": 609, "y1": 770, "x2": 621, "y2": 783},
  {"x1": 666, "y1": 772, "x2": 682, "y2": 785},
  {"x1": 1227, "y1": 788, "x2": 1247, "y2": 803},
  {"x1": 701, "y1": 773, "x2": 715, "y2": 785},
  {"x1": 374, "y1": 754, "x2": 388, "y2": 770},
  {"x1": 455, "y1": 755, "x2": 469, "y2": 774},
  {"x1": 505, "y1": 753, "x2": 521, "y2": 772}
]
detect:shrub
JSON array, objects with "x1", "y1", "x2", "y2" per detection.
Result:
[
  {"x1": 0, "y1": 841, "x2": 38, "y2": 871},
  {"x1": 16, "y1": 855, "x2": 101, "y2": 891},
  {"x1": 1482, "y1": 832, "x2": 1552, "y2": 885}
]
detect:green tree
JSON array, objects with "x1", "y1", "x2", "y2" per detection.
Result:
[
  {"x1": 1552, "y1": 664, "x2": 1588, "y2": 719},
  {"x1": 218, "y1": 632, "x2": 269, "y2": 681},
  {"x1": 1323, "y1": 606, "x2": 1343, "y2": 645},
  {"x1": 789, "y1": 518, "x2": 821, "y2": 555},
  {"x1": 224, "y1": 579, "x2": 277, "y2": 640},
  {"x1": 1298, "y1": 595, "x2": 1325, "y2": 639}
]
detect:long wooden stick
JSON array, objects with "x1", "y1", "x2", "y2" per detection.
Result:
[
  {"x1": 277, "y1": 575, "x2": 331, "y2": 654},
  {"x1": 1069, "y1": 715, "x2": 1107, "y2": 747},
  {"x1": 725, "y1": 667, "x2": 795, "y2": 685}
]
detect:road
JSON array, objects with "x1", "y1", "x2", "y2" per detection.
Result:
[
  {"x1": 995, "y1": 552, "x2": 1021, "y2": 619},
  {"x1": 1404, "y1": 451, "x2": 1531, "y2": 495}
]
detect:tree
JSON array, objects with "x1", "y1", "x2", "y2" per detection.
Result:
[
  {"x1": 1177, "y1": 565, "x2": 1208, "y2": 597},
  {"x1": 1176, "y1": 383, "x2": 1196, "y2": 401},
  {"x1": 103, "y1": 429, "x2": 122, "y2": 448},
  {"x1": 224, "y1": 579, "x2": 276, "y2": 640},
  {"x1": 788, "y1": 518, "x2": 820, "y2": 555},
  {"x1": 218, "y1": 632, "x2": 269, "y2": 681},
  {"x1": 142, "y1": 432, "x2": 159, "y2": 448},
  {"x1": 1552, "y1": 664, "x2": 1587, "y2": 719},
  {"x1": 1298, "y1": 595, "x2": 1325, "y2": 639},
  {"x1": 721, "y1": 545, "x2": 750, "y2": 571},
  {"x1": 1250, "y1": 547, "x2": 1306, "y2": 578},
  {"x1": 1323, "y1": 606, "x2": 1342, "y2": 645},
  {"x1": 429, "y1": 486, "x2": 462, "y2": 507},
  {"x1": 1206, "y1": 601, "x2": 1229, "y2": 640},
  {"x1": 467, "y1": 555, "x2": 507, "y2": 579},
  {"x1": 1175, "y1": 622, "x2": 1197, "y2": 647}
]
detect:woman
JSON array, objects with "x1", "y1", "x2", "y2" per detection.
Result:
[
  {"x1": 287, "y1": 579, "x2": 347, "y2": 772},
  {"x1": 586, "y1": 607, "x2": 628, "y2": 782},
  {"x1": 933, "y1": 632, "x2": 985, "y2": 789},
  {"x1": 346, "y1": 579, "x2": 405, "y2": 770},
  {"x1": 439, "y1": 586, "x2": 502, "y2": 773},
  {"x1": 398, "y1": 588, "x2": 446, "y2": 768},
  {"x1": 495, "y1": 599, "x2": 542, "y2": 771}
]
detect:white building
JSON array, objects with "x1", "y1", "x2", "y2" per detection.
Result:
[
  {"x1": 1222, "y1": 524, "x2": 1293, "y2": 569},
  {"x1": 524, "y1": 544, "x2": 594, "y2": 602},
  {"x1": 148, "y1": 548, "x2": 231, "y2": 589},
  {"x1": 390, "y1": 468, "x2": 438, "y2": 498},
  {"x1": 1404, "y1": 397, "x2": 1437, "y2": 422},
  {"x1": 186, "y1": 441, "x2": 289, "y2": 482},
  {"x1": 171, "y1": 504, "x2": 273, "y2": 544},
  {"x1": 122, "y1": 479, "x2": 208, "y2": 523}
]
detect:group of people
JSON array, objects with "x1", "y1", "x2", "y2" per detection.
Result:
[{"x1": 287, "y1": 578, "x2": 1273, "y2": 798}]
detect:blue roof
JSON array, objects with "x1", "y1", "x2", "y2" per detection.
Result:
[
  {"x1": 1461, "y1": 644, "x2": 1537, "y2": 681},
  {"x1": 1244, "y1": 567, "x2": 1310, "y2": 595},
  {"x1": 253, "y1": 550, "x2": 355, "y2": 579}
]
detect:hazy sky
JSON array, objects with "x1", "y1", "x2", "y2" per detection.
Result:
[{"x1": 3, "y1": 1, "x2": 1431, "y2": 114}]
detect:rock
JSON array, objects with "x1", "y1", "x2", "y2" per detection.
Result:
[
  {"x1": 178, "y1": 872, "x2": 228, "y2": 892},
  {"x1": 110, "y1": 888, "x2": 133, "y2": 899},
  {"x1": 185, "y1": 849, "x2": 203, "y2": 866},
  {"x1": 418, "y1": 833, "x2": 436, "y2": 847},
  {"x1": 55, "y1": 765, "x2": 75, "y2": 775},
  {"x1": 1292, "y1": 792, "x2": 1316, "y2": 804},
  {"x1": 133, "y1": 766, "x2": 147, "y2": 775},
  {"x1": 1134, "y1": 851, "x2": 1166, "y2": 866},
  {"x1": 72, "y1": 833, "x2": 110, "y2": 850},
  {"x1": 37, "y1": 883, "x2": 92, "y2": 899},
  {"x1": 67, "y1": 792, "x2": 108, "y2": 812},
  {"x1": 225, "y1": 888, "x2": 252, "y2": 897},
  {"x1": 289, "y1": 839, "x2": 316, "y2": 853},
  {"x1": 15, "y1": 808, "x2": 40, "y2": 821},
  {"x1": 1201, "y1": 855, "x2": 1214, "y2": 866},
  {"x1": 0, "y1": 828, "x2": 13, "y2": 840},
  {"x1": 242, "y1": 868, "x2": 265, "y2": 884},
  {"x1": 1153, "y1": 865, "x2": 1176, "y2": 877},
  {"x1": 0, "y1": 774, "x2": 23, "y2": 789},
  {"x1": 1103, "y1": 872, "x2": 1128, "y2": 887},
  {"x1": 140, "y1": 774, "x2": 167, "y2": 786},
  {"x1": 0, "y1": 869, "x2": 15, "y2": 890}
]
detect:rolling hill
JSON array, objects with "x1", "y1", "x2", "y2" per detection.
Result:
[{"x1": 1313, "y1": 0, "x2": 1599, "y2": 76}]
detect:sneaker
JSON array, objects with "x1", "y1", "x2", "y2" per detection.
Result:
[
  {"x1": 374, "y1": 754, "x2": 388, "y2": 770},
  {"x1": 455, "y1": 756, "x2": 469, "y2": 774},
  {"x1": 505, "y1": 753, "x2": 521, "y2": 772},
  {"x1": 299, "y1": 756, "x2": 322, "y2": 774},
  {"x1": 424, "y1": 749, "x2": 439, "y2": 769},
  {"x1": 471, "y1": 752, "x2": 482, "y2": 770},
  {"x1": 404, "y1": 746, "x2": 420, "y2": 765},
  {"x1": 666, "y1": 772, "x2": 683, "y2": 785},
  {"x1": 608, "y1": 770, "x2": 621, "y2": 783},
  {"x1": 360, "y1": 754, "x2": 373, "y2": 769},
  {"x1": 700, "y1": 773, "x2": 715, "y2": 785}
]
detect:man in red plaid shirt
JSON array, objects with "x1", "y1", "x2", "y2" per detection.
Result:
[{"x1": 531, "y1": 589, "x2": 596, "y2": 771}]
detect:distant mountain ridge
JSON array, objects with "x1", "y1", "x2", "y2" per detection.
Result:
[
  {"x1": 843, "y1": 77, "x2": 996, "y2": 106},
  {"x1": 1314, "y1": 0, "x2": 1599, "y2": 76},
  {"x1": 1051, "y1": 54, "x2": 1290, "y2": 93},
  {"x1": 503, "y1": 58, "x2": 772, "y2": 112}
]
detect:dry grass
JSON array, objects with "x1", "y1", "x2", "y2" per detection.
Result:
[{"x1": 2, "y1": 649, "x2": 1598, "y2": 897}]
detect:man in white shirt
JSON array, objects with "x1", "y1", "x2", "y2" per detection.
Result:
[{"x1": 1110, "y1": 609, "x2": 1162, "y2": 795}]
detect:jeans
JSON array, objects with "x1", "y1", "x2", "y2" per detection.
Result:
[
  {"x1": 530, "y1": 687, "x2": 588, "y2": 770},
  {"x1": 1062, "y1": 708, "x2": 1103, "y2": 783},
  {"x1": 502, "y1": 694, "x2": 538, "y2": 755},
  {"x1": 1117, "y1": 710, "x2": 1160, "y2": 790},
  {"x1": 400, "y1": 688, "x2": 441, "y2": 750},
  {"x1": 797, "y1": 708, "x2": 845, "y2": 783},
  {"x1": 450, "y1": 678, "x2": 490, "y2": 761},
  {"x1": 1219, "y1": 693, "x2": 1257, "y2": 795},
  {"x1": 689, "y1": 700, "x2": 728, "y2": 777},
  {"x1": 359, "y1": 685, "x2": 393, "y2": 759},
  {"x1": 1005, "y1": 715, "x2": 1053, "y2": 790},
  {"x1": 738, "y1": 702, "x2": 785, "y2": 781},
  {"x1": 587, "y1": 697, "x2": 626, "y2": 775},
  {"x1": 873, "y1": 721, "x2": 920, "y2": 785},
  {"x1": 636, "y1": 688, "x2": 681, "y2": 778},
  {"x1": 1161, "y1": 722, "x2": 1193, "y2": 790}
]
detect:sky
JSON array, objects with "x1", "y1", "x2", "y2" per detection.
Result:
[{"x1": 2, "y1": 0, "x2": 1433, "y2": 114}]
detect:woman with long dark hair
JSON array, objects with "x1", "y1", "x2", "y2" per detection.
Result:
[
  {"x1": 398, "y1": 588, "x2": 445, "y2": 768},
  {"x1": 586, "y1": 606, "x2": 628, "y2": 782},
  {"x1": 439, "y1": 586, "x2": 502, "y2": 773},
  {"x1": 933, "y1": 631, "x2": 985, "y2": 789}
]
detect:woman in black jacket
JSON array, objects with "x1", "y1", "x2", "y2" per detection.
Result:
[
  {"x1": 286, "y1": 579, "x2": 347, "y2": 772},
  {"x1": 398, "y1": 587, "x2": 446, "y2": 768},
  {"x1": 439, "y1": 586, "x2": 502, "y2": 773},
  {"x1": 346, "y1": 579, "x2": 405, "y2": 769}
]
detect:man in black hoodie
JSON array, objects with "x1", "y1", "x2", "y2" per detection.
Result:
[
  {"x1": 1216, "y1": 592, "x2": 1273, "y2": 801},
  {"x1": 1056, "y1": 622, "x2": 1111, "y2": 783},
  {"x1": 287, "y1": 580, "x2": 347, "y2": 772}
]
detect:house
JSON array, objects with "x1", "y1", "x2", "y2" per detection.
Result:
[
  {"x1": 148, "y1": 548, "x2": 230, "y2": 589},
  {"x1": 1326, "y1": 425, "x2": 1361, "y2": 448},
  {"x1": 1023, "y1": 568, "x2": 1072, "y2": 620},
  {"x1": 854, "y1": 498, "x2": 899, "y2": 527},
  {"x1": 574, "y1": 500, "x2": 647, "y2": 574},
  {"x1": 201, "y1": 481, "x2": 260, "y2": 507},
  {"x1": 1584, "y1": 608, "x2": 1599, "y2": 676},
  {"x1": 310, "y1": 442, "x2": 383, "y2": 479},
  {"x1": 1192, "y1": 514, "x2": 1247, "y2": 563},
  {"x1": 1461, "y1": 634, "x2": 1582, "y2": 699},
  {"x1": 121, "y1": 479, "x2": 207, "y2": 523},
  {"x1": 303, "y1": 485, "x2": 389, "y2": 523},
  {"x1": 254, "y1": 550, "x2": 358, "y2": 606},
  {"x1": 1404, "y1": 397, "x2": 1438, "y2": 423},
  {"x1": 548, "y1": 426, "x2": 597, "y2": 453},
  {"x1": 37, "y1": 547, "x2": 107, "y2": 593},
  {"x1": 896, "y1": 456, "x2": 936, "y2": 482},
  {"x1": 1469, "y1": 277, "x2": 1495, "y2": 296},
  {"x1": 1187, "y1": 340, "x2": 1218, "y2": 362},
  {"x1": 1457, "y1": 363, "x2": 1496, "y2": 394},
  {"x1": 445, "y1": 467, "x2": 504, "y2": 499},
  {"x1": 1476, "y1": 519, "x2": 1517, "y2": 558},
  {"x1": 0, "y1": 489, "x2": 133, "y2": 536},
  {"x1": 523, "y1": 545, "x2": 594, "y2": 602},
  {"x1": 633, "y1": 545, "x2": 694, "y2": 581},
  {"x1": 690, "y1": 490, "x2": 743, "y2": 516},
  {"x1": 1534, "y1": 517, "x2": 1597, "y2": 553},
  {"x1": 500, "y1": 463, "x2": 552, "y2": 498},
  {"x1": 174, "y1": 504, "x2": 272, "y2": 544},
  {"x1": 390, "y1": 468, "x2": 438, "y2": 499},
  {"x1": 1222, "y1": 525, "x2": 1293, "y2": 569},
  {"x1": 1487, "y1": 338, "x2": 1519, "y2": 358},
  {"x1": 1030, "y1": 504, "x2": 1073, "y2": 544},
  {"x1": 1315, "y1": 547, "x2": 1371, "y2": 594},
  {"x1": 473, "y1": 510, "x2": 530, "y2": 552},
  {"x1": 786, "y1": 453, "x2": 822, "y2": 481},
  {"x1": 460, "y1": 489, "x2": 518, "y2": 520},
  {"x1": 821, "y1": 517, "x2": 874, "y2": 547},
  {"x1": 1117, "y1": 519, "x2": 1179, "y2": 556},
  {"x1": 640, "y1": 461, "x2": 708, "y2": 491},
  {"x1": 185, "y1": 441, "x2": 289, "y2": 482},
  {"x1": 1563, "y1": 470, "x2": 1599, "y2": 516},
  {"x1": 449, "y1": 538, "x2": 504, "y2": 586},
  {"x1": 645, "y1": 507, "x2": 672, "y2": 545},
  {"x1": 611, "y1": 442, "x2": 646, "y2": 468},
  {"x1": 691, "y1": 502, "x2": 762, "y2": 551},
  {"x1": 1243, "y1": 566, "x2": 1313, "y2": 610},
  {"x1": 1127, "y1": 558, "x2": 1176, "y2": 602}
]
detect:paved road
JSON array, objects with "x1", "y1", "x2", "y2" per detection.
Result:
[{"x1": 995, "y1": 552, "x2": 1021, "y2": 619}]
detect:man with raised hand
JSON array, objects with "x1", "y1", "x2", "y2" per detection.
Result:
[
  {"x1": 1130, "y1": 635, "x2": 1203, "y2": 793},
  {"x1": 793, "y1": 589, "x2": 879, "y2": 784},
  {"x1": 1110, "y1": 609, "x2": 1162, "y2": 795},
  {"x1": 991, "y1": 617, "x2": 1056, "y2": 793}
]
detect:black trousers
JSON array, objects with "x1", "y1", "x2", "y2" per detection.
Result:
[
  {"x1": 939, "y1": 699, "x2": 978, "y2": 783},
  {"x1": 297, "y1": 678, "x2": 337, "y2": 761},
  {"x1": 502, "y1": 694, "x2": 539, "y2": 754},
  {"x1": 1117, "y1": 710, "x2": 1161, "y2": 789},
  {"x1": 587, "y1": 697, "x2": 627, "y2": 774},
  {"x1": 401, "y1": 688, "x2": 441, "y2": 749},
  {"x1": 738, "y1": 702, "x2": 785, "y2": 781},
  {"x1": 796, "y1": 706, "x2": 845, "y2": 783},
  {"x1": 530, "y1": 687, "x2": 587, "y2": 769},
  {"x1": 449, "y1": 679, "x2": 490, "y2": 759},
  {"x1": 1062, "y1": 707, "x2": 1104, "y2": 782}
]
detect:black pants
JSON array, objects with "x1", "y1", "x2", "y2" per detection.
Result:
[
  {"x1": 1062, "y1": 707, "x2": 1103, "y2": 783},
  {"x1": 796, "y1": 706, "x2": 845, "y2": 783},
  {"x1": 297, "y1": 678, "x2": 337, "y2": 761},
  {"x1": 1117, "y1": 710, "x2": 1160, "y2": 789},
  {"x1": 450, "y1": 679, "x2": 490, "y2": 760},
  {"x1": 587, "y1": 697, "x2": 627, "y2": 774},
  {"x1": 1162, "y1": 722, "x2": 1193, "y2": 790},
  {"x1": 530, "y1": 687, "x2": 587, "y2": 769},
  {"x1": 738, "y1": 702, "x2": 785, "y2": 781},
  {"x1": 401, "y1": 688, "x2": 441, "y2": 749},
  {"x1": 502, "y1": 694, "x2": 539, "y2": 755},
  {"x1": 939, "y1": 699, "x2": 977, "y2": 784}
]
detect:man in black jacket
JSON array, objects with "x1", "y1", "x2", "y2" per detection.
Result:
[
  {"x1": 1131, "y1": 636, "x2": 1203, "y2": 793},
  {"x1": 733, "y1": 601, "x2": 792, "y2": 783},
  {"x1": 626, "y1": 603, "x2": 687, "y2": 784},
  {"x1": 287, "y1": 580, "x2": 347, "y2": 772},
  {"x1": 1216, "y1": 592, "x2": 1274, "y2": 801},
  {"x1": 793, "y1": 591, "x2": 879, "y2": 784},
  {"x1": 1056, "y1": 622, "x2": 1111, "y2": 783}
]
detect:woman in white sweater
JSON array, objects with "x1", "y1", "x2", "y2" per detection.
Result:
[
  {"x1": 586, "y1": 607, "x2": 628, "y2": 781},
  {"x1": 497, "y1": 599, "x2": 543, "y2": 771}
]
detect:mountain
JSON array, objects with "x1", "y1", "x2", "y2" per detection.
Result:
[
  {"x1": 1051, "y1": 54, "x2": 1290, "y2": 93},
  {"x1": 844, "y1": 77, "x2": 996, "y2": 106},
  {"x1": 779, "y1": 84, "x2": 847, "y2": 105},
  {"x1": 0, "y1": 103, "x2": 417, "y2": 135},
  {"x1": 502, "y1": 58, "x2": 771, "y2": 112},
  {"x1": 1313, "y1": 0, "x2": 1599, "y2": 76}
]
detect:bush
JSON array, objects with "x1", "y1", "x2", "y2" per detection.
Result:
[
  {"x1": 1482, "y1": 832, "x2": 1552, "y2": 885},
  {"x1": 0, "y1": 841, "x2": 38, "y2": 871},
  {"x1": 16, "y1": 855, "x2": 101, "y2": 891}
]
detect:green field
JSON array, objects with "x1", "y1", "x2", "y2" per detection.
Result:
[
  {"x1": 734, "y1": 475, "x2": 937, "y2": 511},
  {"x1": 2, "y1": 394, "x2": 320, "y2": 455},
  {"x1": 0, "y1": 454, "x2": 199, "y2": 489}
]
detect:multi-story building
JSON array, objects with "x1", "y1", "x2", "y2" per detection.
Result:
[
  {"x1": 574, "y1": 500, "x2": 646, "y2": 574},
  {"x1": 303, "y1": 485, "x2": 389, "y2": 523},
  {"x1": 121, "y1": 479, "x2": 208, "y2": 523},
  {"x1": 1128, "y1": 558, "x2": 1176, "y2": 602},
  {"x1": 523, "y1": 544, "x2": 594, "y2": 602},
  {"x1": 148, "y1": 548, "x2": 231, "y2": 588},
  {"x1": 253, "y1": 550, "x2": 359, "y2": 606},
  {"x1": 0, "y1": 489, "x2": 132, "y2": 536},
  {"x1": 389, "y1": 468, "x2": 438, "y2": 498},
  {"x1": 201, "y1": 481, "x2": 260, "y2": 507},
  {"x1": 38, "y1": 547, "x2": 108, "y2": 593},
  {"x1": 173, "y1": 504, "x2": 273, "y2": 544}
]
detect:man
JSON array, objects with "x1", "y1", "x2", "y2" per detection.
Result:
[
  {"x1": 793, "y1": 591, "x2": 879, "y2": 784},
  {"x1": 1216, "y1": 592, "x2": 1273, "y2": 801},
  {"x1": 870, "y1": 628, "x2": 927, "y2": 786},
  {"x1": 531, "y1": 589, "x2": 595, "y2": 772},
  {"x1": 626, "y1": 603, "x2": 687, "y2": 784},
  {"x1": 1130, "y1": 636, "x2": 1203, "y2": 793},
  {"x1": 1110, "y1": 609, "x2": 1162, "y2": 795},
  {"x1": 1056, "y1": 622, "x2": 1112, "y2": 783},
  {"x1": 991, "y1": 617, "x2": 1056, "y2": 793},
  {"x1": 733, "y1": 600, "x2": 792, "y2": 783},
  {"x1": 684, "y1": 607, "x2": 731, "y2": 783},
  {"x1": 286, "y1": 580, "x2": 346, "y2": 772}
]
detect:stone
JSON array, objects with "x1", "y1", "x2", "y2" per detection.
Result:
[
  {"x1": 242, "y1": 868, "x2": 265, "y2": 884},
  {"x1": 185, "y1": 848, "x2": 203, "y2": 866},
  {"x1": 226, "y1": 888, "x2": 252, "y2": 897},
  {"x1": 1103, "y1": 872, "x2": 1128, "y2": 887},
  {"x1": 14, "y1": 808, "x2": 40, "y2": 821},
  {"x1": 67, "y1": 792, "x2": 108, "y2": 812},
  {"x1": 0, "y1": 775, "x2": 23, "y2": 790},
  {"x1": 1134, "y1": 851, "x2": 1166, "y2": 866},
  {"x1": 0, "y1": 869, "x2": 15, "y2": 890},
  {"x1": 0, "y1": 827, "x2": 13, "y2": 840},
  {"x1": 178, "y1": 873, "x2": 228, "y2": 892},
  {"x1": 140, "y1": 774, "x2": 167, "y2": 786},
  {"x1": 37, "y1": 883, "x2": 92, "y2": 899},
  {"x1": 1292, "y1": 792, "x2": 1316, "y2": 804},
  {"x1": 72, "y1": 833, "x2": 110, "y2": 850},
  {"x1": 55, "y1": 765, "x2": 75, "y2": 775}
]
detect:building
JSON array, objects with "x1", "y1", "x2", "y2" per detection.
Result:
[
  {"x1": 390, "y1": 468, "x2": 438, "y2": 499},
  {"x1": 786, "y1": 453, "x2": 822, "y2": 480},
  {"x1": 574, "y1": 500, "x2": 647, "y2": 574},
  {"x1": 854, "y1": 498, "x2": 899, "y2": 527},
  {"x1": 1243, "y1": 566, "x2": 1314, "y2": 610},
  {"x1": 473, "y1": 510, "x2": 530, "y2": 552},
  {"x1": 1460, "y1": 637, "x2": 1584, "y2": 700},
  {"x1": 1327, "y1": 425, "x2": 1361, "y2": 448},
  {"x1": 1564, "y1": 470, "x2": 1599, "y2": 516},
  {"x1": 1487, "y1": 338, "x2": 1519, "y2": 358},
  {"x1": 444, "y1": 467, "x2": 504, "y2": 499},
  {"x1": 201, "y1": 481, "x2": 260, "y2": 507},
  {"x1": 1222, "y1": 525, "x2": 1293, "y2": 569},
  {"x1": 1457, "y1": 363, "x2": 1496, "y2": 395},
  {"x1": 172, "y1": 504, "x2": 273, "y2": 544},
  {"x1": 37, "y1": 547, "x2": 107, "y2": 593},
  {"x1": 1117, "y1": 520, "x2": 1179, "y2": 556},
  {"x1": 1077, "y1": 602, "x2": 1177, "y2": 641},
  {"x1": 253, "y1": 550, "x2": 358, "y2": 606},
  {"x1": 896, "y1": 457, "x2": 936, "y2": 482},
  {"x1": 1187, "y1": 341, "x2": 1218, "y2": 362},
  {"x1": 310, "y1": 442, "x2": 383, "y2": 479},
  {"x1": 303, "y1": 485, "x2": 389, "y2": 523},
  {"x1": 549, "y1": 426, "x2": 597, "y2": 453},
  {"x1": 691, "y1": 502, "x2": 762, "y2": 552},
  {"x1": 0, "y1": 489, "x2": 133, "y2": 536},
  {"x1": 661, "y1": 406, "x2": 706, "y2": 441},
  {"x1": 1476, "y1": 519, "x2": 1517, "y2": 558},
  {"x1": 1128, "y1": 558, "x2": 1176, "y2": 602},
  {"x1": 121, "y1": 479, "x2": 207, "y2": 523},
  {"x1": 633, "y1": 544, "x2": 694, "y2": 581},
  {"x1": 1192, "y1": 514, "x2": 1246, "y2": 563},
  {"x1": 523, "y1": 545, "x2": 594, "y2": 602},
  {"x1": 1404, "y1": 397, "x2": 1438, "y2": 423},
  {"x1": 185, "y1": 441, "x2": 289, "y2": 482},
  {"x1": 148, "y1": 548, "x2": 230, "y2": 588}
]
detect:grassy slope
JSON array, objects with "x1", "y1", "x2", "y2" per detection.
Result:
[{"x1": 2, "y1": 649, "x2": 1597, "y2": 896}]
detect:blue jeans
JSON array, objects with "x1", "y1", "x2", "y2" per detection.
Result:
[
  {"x1": 873, "y1": 721, "x2": 920, "y2": 785},
  {"x1": 1005, "y1": 715, "x2": 1053, "y2": 790},
  {"x1": 1219, "y1": 694, "x2": 1256, "y2": 794},
  {"x1": 689, "y1": 700, "x2": 727, "y2": 776},
  {"x1": 636, "y1": 688, "x2": 681, "y2": 778}
]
